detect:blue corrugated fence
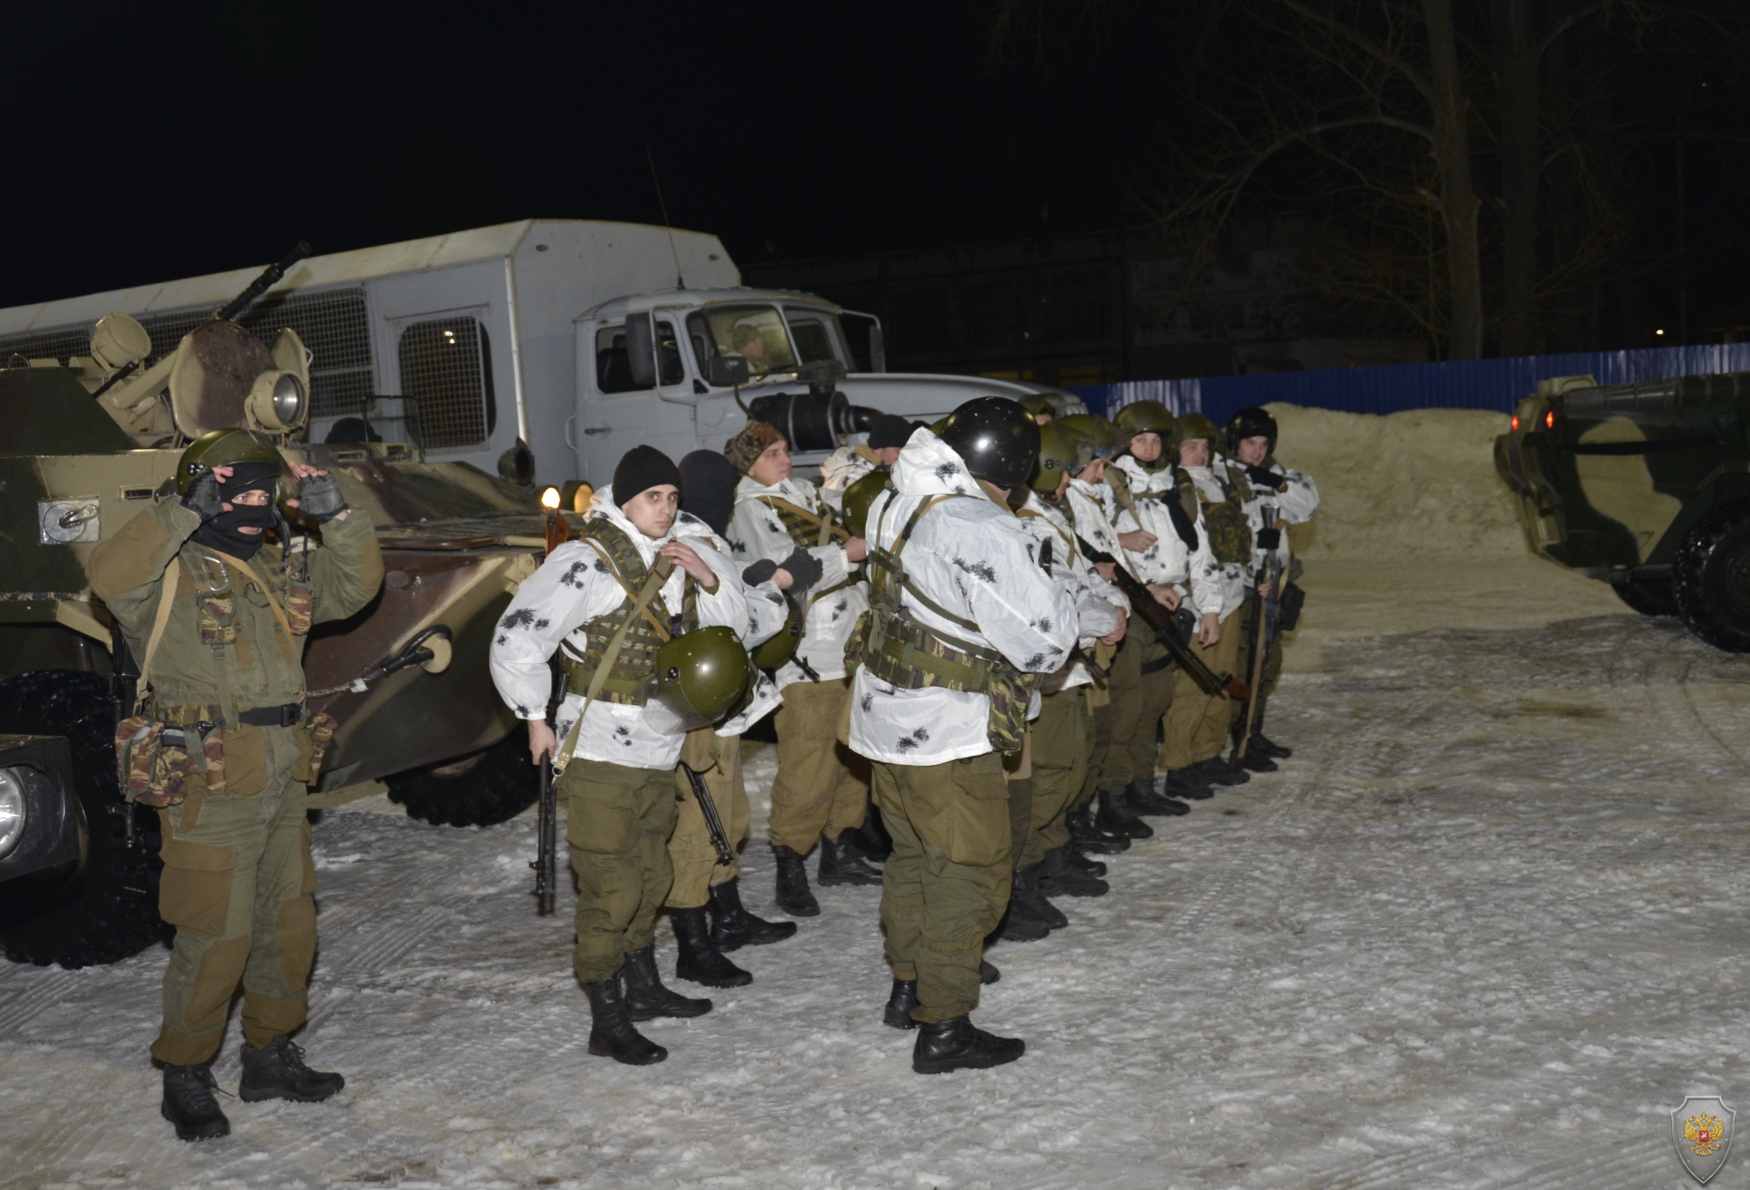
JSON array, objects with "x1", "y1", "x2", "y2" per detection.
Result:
[{"x1": 1068, "y1": 343, "x2": 1750, "y2": 426}]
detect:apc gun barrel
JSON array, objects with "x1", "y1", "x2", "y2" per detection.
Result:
[{"x1": 214, "y1": 241, "x2": 312, "y2": 324}]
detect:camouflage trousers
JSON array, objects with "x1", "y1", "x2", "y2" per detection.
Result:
[
  {"x1": 561, "y1": 760, "x2": 677, "y2": 985},
  {"x1": 1161, "y1": 610, "x2": 1245, "y2": 770},
  {"x1": 1019, "y1": 688, "x2": 1088, "y2": 868},
  {"x1": 151, "y1": 725, "x2": 314, "y2": 1067},
  {"x1": 666, "y1": 731, "x2": 748, "y2": 910},
  {"x1": 874, "y1": 753, "x2": 1012, "y2": 1024},
  {"x1": 768, "y1": 678, "x2": 868, "y2": 853}
]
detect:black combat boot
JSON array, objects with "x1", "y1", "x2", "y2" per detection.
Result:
[
  {"x1": 772, "y1": 845, "x2": 820, "y2": 917},
  {"x1": 707, "y1": 876, "x2": 797, "y2": 951},
  {"x1": 884, "y1": 978, "x2": 920, "y2": 1029},
  {"x1": 912, "y1": 1016, "x2": 1025, "y2": 1074},
  {"x1": 1165, "y1": 767, "x2": 1215, "y2": 800},
  {"x1": 583, "y1": 971, "x2": 667, "y2": 1065},
  {"x1": 1231, "y1": 734, "x2": 1279, "y2": 772},
  {"x1": 992, "y1": 899, "x2": 1051, "y2": 942},
  {"x1": 1254, "y1": 733, "x2": 1292, "y2": 760},
  {"x1": 671, "y1": 907, "x2": 752, "y2": 988},
  {"x1": 1066, "y1": 807, "x2": 1128, "y2": 855},
  {"x1": 1194, "y1": 758, "x2": 1249, "y2": 788},
  {"x1": 238, "y1": 1036, "x2": 345, "y2": 1104},
  {"x1": 1062, "y1": 847, "x2": 1106, "y2": 878},
  {"x1": 1127, "y1": 776, "x2": 1190, "y2": 817},
  {"x1": 851, "y1": 797, "x2": 893, "y2": 863},
  {"x1": 817, "y1": 830, "x2": 884, "y2": 887},
  {"x1": 981, "y1": 959, "x2": 1000, "y2": 984},
  {"x1": 1036, "y1": 847, "x2": 1109, "y2": 898},
  {"x1": 622, "y1": 945, "x2": 713, "y2": 1020},
  {"x1": 1096, "y1": 787, "x2": 1153, "y2": 840},
  {"x1": 161, "y1": 1063, "x2": 230, "y2": 1141},
  {"x1": 1012, "y1": 864, "x2": 1069, "y2": 929}
]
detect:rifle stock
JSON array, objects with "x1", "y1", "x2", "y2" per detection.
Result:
[{"x1": 1075, "y1": 535, "x2": 1250, "y2": 700}]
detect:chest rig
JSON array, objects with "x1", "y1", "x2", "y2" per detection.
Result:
[
  {"x1": 855, "y1": 494, "x2": 1035, "y2": 754},
  {"x1": 755, "y1": 489, "x2": 860, "y2": 608},
  {"x1": 559, "y1": 519, "x2": 700, "y2": 705},
  {"x1": 1180, "y1": 465, "x2": 1255, "y2": 565}
]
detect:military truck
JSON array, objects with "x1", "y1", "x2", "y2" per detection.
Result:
[{"x1": 1494, "y1": 371, "x2": 1750, "y2": 650}]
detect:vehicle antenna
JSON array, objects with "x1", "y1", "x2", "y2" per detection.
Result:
[{"x1": 645, "y1": 146, "x2": 686, "y2": 289}]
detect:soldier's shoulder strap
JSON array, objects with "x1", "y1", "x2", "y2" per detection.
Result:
[
  {"x1": 134, "y1": 560, "x2": 184, "y2": 711},
  {"x1": 211, "y1": 551, "x2": 298, "y2": 655},
  {"x1": 555, "y1": 552, "x2": 677, "y2": 772},
  {"x1": 869, "y1": 493, "x2": 981, "y2": 634},
  {"x1": 1016, "y1": 506, "x2": 1075, "y2": 553},
  {"x1": 757, "y1": 493, "x2": 849, "y2": 546},
  {"x1": 1105, "y1": 464, "x2": 1141, "y2": 522}
]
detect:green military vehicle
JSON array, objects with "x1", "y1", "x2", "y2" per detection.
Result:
[
  {"x1": 0, "y1": 253, "x2": 557, "y2": 969},
  {"x1": 1495, "y1": 371, "x2": 1750, "y2": 650}
]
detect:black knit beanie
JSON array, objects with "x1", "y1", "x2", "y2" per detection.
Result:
[
  {"x1": 867, "y1": 413, "x2": 914, "y2": 450},
  {"x1": 613, "y1": 445, "x2": 682, "y2": 507},
  {"x1": 678, "y1": 450, "x2": 740, "y2": 537}
]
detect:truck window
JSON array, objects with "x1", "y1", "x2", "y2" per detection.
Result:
[
  {"x1": 687, "y1": 305, "x2": 798, "y2": 379},
  {"x1": 399, "y1": 317, "x2": 495, "y2": 450},
  {"x1": 596, "y1": 326, "x2": 643, "y2": 394},
  {"x1": 656, "y1": 319, "x2": 685, "y2": 386},
  {"x1": 786, "y1": 313, "x2": 839, "y2": 367},
  {"x1": 838, "y1": 311, "x2": 884, "y2": 372}
]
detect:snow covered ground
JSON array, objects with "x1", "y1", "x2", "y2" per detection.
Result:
[{"x1": 7, "y1": 563, "x2": 1750, "y2": 1189}]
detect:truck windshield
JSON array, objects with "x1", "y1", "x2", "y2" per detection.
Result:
[{"x1": 688, "y1": 305, "x2": 798, "y2": 378}]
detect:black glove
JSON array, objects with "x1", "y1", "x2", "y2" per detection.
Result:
[
  {"x1": 1256, "y1": 527, "x2": 1282, "y2": 551},
  {"x1": 180, "y1": 471, "x2": 224, "y2": 521},
  {"x1": 742, "y1": 559, "x2": 778, "y2": 587},
  {"x1": 297, "y1": 472, "x2": 349, "y2": 523},
  {"x1": 778, "y1": 548, "x2": 824, "y2": 590},
  {"x1": 1245, "y1": 463, "x2": 1286, "y2": 491}
]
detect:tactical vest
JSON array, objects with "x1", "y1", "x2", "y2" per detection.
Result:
[
  {"x1": 1180, "y1": 467, "x2": 1254, "y2": 565},
  {"x1": 755, "y1": 489, "x2": 860, "y2": 610},
  {"x1": 855, "y1": 493, "x2": 1035, "y2": 754},
  {"x1": 559, "y1": 519, "x2": 699, "y2": 705}
]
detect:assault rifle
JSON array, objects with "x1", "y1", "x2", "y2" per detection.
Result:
[
  {"x1": 1230, "y1": 513, "x2": 1282, "y2": 771},
  {"x1": 1075, "y1": 535, "x2": 1250, "y2": 701},
  {"x1": 679, "y1": 763, "x2": 736, "y2": 864},
  {"x1": 533, "y1": 668, "x2": 568, "y2": 915}
]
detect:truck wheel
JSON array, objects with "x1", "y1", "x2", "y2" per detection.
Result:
[
  {"x1": 1612, "y1": 579, "x2": 1679, "y2": 617},
  {"x1": 1673, "y1": 502, "x2": 1750, "y2": 652},
  {"x1": 0, "y1": 672, "x2": 166, "y2": 967},
  {"x1": 384, "y1": 728, "x2": 540, "y2": 827}
]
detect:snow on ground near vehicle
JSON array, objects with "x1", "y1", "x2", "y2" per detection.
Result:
[{"x1": 5, "y1": 405, "x2": 1747, "y2": 1189}]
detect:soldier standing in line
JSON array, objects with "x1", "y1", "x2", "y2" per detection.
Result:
[
  {"x1": 1004, "y1": 422, "x2": 1130, "y2": 937},
  {"x1": 1108, "y1": 401, "x2": 1223, "y2": 807},
  {"x1": 851, "y1": 397, "x2": 1077, "y2": 1074},
  {"x1": 1159, "y1": 413, "x2": 1258, "y2": 797},
  {"x1": 660, "y1": 451, "x2": 812, "y2": 988},
  {"x1": 1225, "y1": 407, "x2": 1320, "y2": 766},
  {"x1": 490, "y1": 446, "x2": 750, "y2": 1066},
  {"x1": 819, "y1": 413, "x2": 914, "y2": 512},
  {"x1": 87, "y1": 429, "x2": 382, "y2": 1141},
  {"x1": 725, "y1": 423, "x2": 879, "y2": 917}
]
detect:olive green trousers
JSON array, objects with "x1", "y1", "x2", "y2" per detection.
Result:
[
  {"x1": 666, "y1": 734, "x2": 749, "y2": 910},
  {"x1": 1077, "y1": 691, "x2": 1113, "y2": 814},
  {"x1": 1109, "y1": 633, "x2": 1176, "y2": 784},
  {"x1": 151, "y1": 726, "x2": 313, "y2": 1067},
  {"x1": 1020, "y1": 688, "x2": 1088, "y2": 868},
  {"x1": 561, "y1": 759, "x2": 677, "y2": 984},
  {"x1": 874, "y1": 753, "x2": 1012, "y2": 1024},
  {"x1": 1161, "y1": 610, "x2": 1245, "y2": 770},
  {"x1": 768, "y1": 678, "x2": 868, "y2": 852}
]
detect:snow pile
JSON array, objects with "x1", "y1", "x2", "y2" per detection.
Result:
[{"x1": 1268, "y1": 403, "x2": 1523, "y2": 560}]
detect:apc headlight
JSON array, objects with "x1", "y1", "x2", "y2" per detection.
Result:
[
  {"x1": 0, "y1": 768, "x2": 26, "y2": 860},
  {"x1": 245, "y1": 370, "x2": 309, "y2": 433},
  {"x1": 272, "y1": 373, "x2": 306, "y2": 427}
]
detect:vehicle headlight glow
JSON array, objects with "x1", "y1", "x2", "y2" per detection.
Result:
[
  {"x1": 272, "y1": 373, "x2": 307, "y2": 427},
  {"x1": 0, "y1": 768, "x2": 26, "y2": 859}
]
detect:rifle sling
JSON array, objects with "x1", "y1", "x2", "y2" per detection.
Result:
[{"x1": 555, "y1": 554, "x2": 675, "y2": 770}]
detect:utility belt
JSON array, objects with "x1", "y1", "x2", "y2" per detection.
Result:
[
  {"x1": 116, "y1": 700, "x2": 336, "y2": 809},
  {"x1": 857, "y1": 606, "x2": 1035, "y2": 755}
]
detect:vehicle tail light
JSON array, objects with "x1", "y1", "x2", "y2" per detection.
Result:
[
  {"x1": 1511, "y1": 415, "x2": 1519, "y2": 432},
  {"x1": 1545, "y1": 410, "x2": 1555, "y2": 429}
]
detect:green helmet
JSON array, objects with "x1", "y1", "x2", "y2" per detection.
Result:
[
  {"x1": 1114, "y1": 400, "x2": 1178, "y2": 446},
  {"x1": 1175, "y1": 412, "x2": 1223, "y2": 447},
  {"x1": 749, "y1": 597, "x2": 805, "y2": 670},
  {"x1": 840, "y1": 469, "x2": 892, "y2": 538},
  {"x1": 1018, "y1": 394, "x2": 1056, "y2": 420},
  {"x1": 638, "y1": 626, "x2": 756, "y2": 734},
  {"x1": 1030, "y1": 422, "x2": 1090, "y2": 492},
  {"x1": 176, "y1": 428, "x2": 285, "y2": 497},
  {"x1": 1055, "y1": 413, "x2": 1118, "y2": 458}
]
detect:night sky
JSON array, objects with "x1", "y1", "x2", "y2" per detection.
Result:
[{"x1": 1, "y1": 2, "x2": 1156, "y2": 310}]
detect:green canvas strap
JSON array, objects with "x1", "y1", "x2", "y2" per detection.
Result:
[{"x1": 555, "y1": 554, "x2": 675, "y2": 771}]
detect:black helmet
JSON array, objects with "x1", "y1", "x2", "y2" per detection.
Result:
[
  {"x1": 939, "y1": 396, "x2": 1041, "y2": 490},
  {"x1": 1225, "y1": 406, "x2": 1278, "y2": 454}
]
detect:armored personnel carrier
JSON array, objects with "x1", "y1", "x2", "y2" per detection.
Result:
[{"x1": 1494, "y1": 371, "x2": 1750, "y2": 650}]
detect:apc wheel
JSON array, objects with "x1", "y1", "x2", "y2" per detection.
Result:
[
  {"x1": 0, "y1": 671, "x2": 166, "y2": 968},
  {"x1": 1673, "y1": 502, "x2": 1750, "y2": 652},
  {"x1": 1612, "y1": 579, "x2": 1679, "y2": 617},
  {"x1": 383, "y1": 727, "x2": 539, "y2": 827}
]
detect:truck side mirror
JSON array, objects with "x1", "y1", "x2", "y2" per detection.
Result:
[
  {"x1": 707, "y1": 355, "x2": 750, "y2": 388},
  {"x1": 625, "y1": 312, "x2": 657, "y2": 389}
]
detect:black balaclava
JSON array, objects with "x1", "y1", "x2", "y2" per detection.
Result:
[
  {"x1": 678, "y1": 450, "x2": 739, "y2": 537},
  {"x1": 190, "y1": 462, "x2": 280, "y2": 561}
]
